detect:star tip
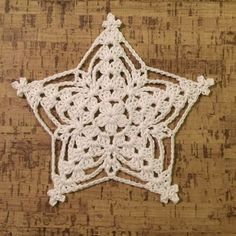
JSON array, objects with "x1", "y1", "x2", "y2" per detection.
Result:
[
  {"x1": 206, "y1": 78, "x2": 215, "y2": 86},
  {"x1": 11, "y1": 80, "x2": 18, "y2": 90},
  {"x1": 197, "y1": 75, "x2": 214, "y2": 87},
  {"x1": 11, "y1": 77, "x2": 28, "y2": 97},
  {"x1": 102, "y1": 12, "x2": 121, "y2": 28},
  {"x1": 107, "y1": 12, "x2": 114, "y2": 18},
  {"x1": 105, "y1": 12, "x2": 115, "y2": 23}
]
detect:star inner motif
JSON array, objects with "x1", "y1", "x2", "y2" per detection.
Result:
[{"x1": 12, "y1": 13, "x2": 214, "y2": 206}]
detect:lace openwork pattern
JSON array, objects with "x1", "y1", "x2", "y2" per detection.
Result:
[{"x1": 12, "y1": 13, "x2": 214, "y2": 206}]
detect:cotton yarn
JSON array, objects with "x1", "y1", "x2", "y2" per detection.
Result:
[{"x1": 12, "y1": 13, "x2": 214, "y2": 206}]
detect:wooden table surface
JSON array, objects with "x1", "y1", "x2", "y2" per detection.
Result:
[{"x1": 0, "y1": 0, "x2": 236, "y2": 235}]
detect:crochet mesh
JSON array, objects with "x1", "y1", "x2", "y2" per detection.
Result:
[{"x1": 12, "y1": 13, "x2": 214, "y2": 206}]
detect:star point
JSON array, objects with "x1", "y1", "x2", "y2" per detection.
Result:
[{"x1": 102, "y1": 13, "x2": 122, "y2": 29}]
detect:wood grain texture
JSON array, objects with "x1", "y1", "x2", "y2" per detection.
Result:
[{"x1": 0, "y1": 0, "x2": 236, "y2": 235}]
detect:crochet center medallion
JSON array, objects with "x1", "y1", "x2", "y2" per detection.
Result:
[{"x1": 12, "y1": 13, "x2": 214, "y2": 206}]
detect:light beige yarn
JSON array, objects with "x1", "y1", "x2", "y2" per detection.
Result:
[{"x1": 12, "y1": 13, "x2": 214, "y2": 206}]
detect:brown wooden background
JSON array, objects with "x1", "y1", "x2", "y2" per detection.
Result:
[{"x1": 0, "y1": 0, "x2": 236, "y2": 235}]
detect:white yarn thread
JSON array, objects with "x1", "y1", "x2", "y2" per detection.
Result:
[{"x1": 12, "y1": 13, "x2": 214, "y2": 206}]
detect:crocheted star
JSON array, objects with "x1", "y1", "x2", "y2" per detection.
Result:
[{"x1": 12, "y1": 13, "x2": 214, "y2": 206}]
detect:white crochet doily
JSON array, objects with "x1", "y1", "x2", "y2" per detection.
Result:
[{"x1": 12, "y1": 13, "x2": 214, "y2": 206}]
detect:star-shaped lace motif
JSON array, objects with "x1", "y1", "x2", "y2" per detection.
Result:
[{"x1": 12, "y1": 13, "x2": 214, "y2": 206}]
